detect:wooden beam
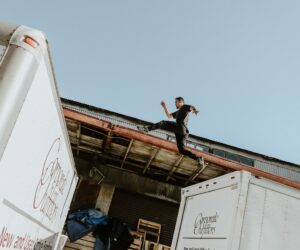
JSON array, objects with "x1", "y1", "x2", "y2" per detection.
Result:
[
  {"x1": 120, "y1": 139, "x2": 134, "y2": 169},
  {"x1": 71, "y1": 145, "x2": 192, "y2": 182},
  {"x1": 103, "y1": 130, "x2": 113, "y2": 153},
  {"x1": 64, "y1": 108, "x2": 300, "y2": 190},
  {"x1": 166, "y1": 155, "x2": 184, "y2": 181},
  {"x1": 143, "y1": 148, "x2": 160, "y2": 174},
  {"x1": 76, "y1": 123, "x2": 81, "y2": 156},
  {"x1": 185, "y1": 163, "x2": 209, "y2": 185}
]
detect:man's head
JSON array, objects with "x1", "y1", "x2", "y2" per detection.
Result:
[{"x1": 175, "y1": 97, "x2": 185, "y2": 109}]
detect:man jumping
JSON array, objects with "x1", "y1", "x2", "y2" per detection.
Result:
[{"x1": 137, "y1": 97, "x2": 204, "y2": 166}]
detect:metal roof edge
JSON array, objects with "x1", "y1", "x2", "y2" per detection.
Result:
[{"x1": 61, "y1": 97, "x2": 299, "y2": 167}]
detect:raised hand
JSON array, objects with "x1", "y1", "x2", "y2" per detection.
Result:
[
  {"x1": 161, "y1": 101, "x2": 166, "y2": 107},
  {"x1": 191, "y1": 106, "x2": 199, "y2": 115},
  {"x1": 193, "y1": 109, "x2": 199, "y2": 115}
]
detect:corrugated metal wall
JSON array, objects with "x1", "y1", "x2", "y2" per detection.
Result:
[
  {"x1": 254, "y1": 160, "x2": 300, "y2": 182},
  {"x1": 108, "y1": 188, "x2": 179, "y2": 246}
]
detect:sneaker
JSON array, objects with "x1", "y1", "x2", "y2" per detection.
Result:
[
  {"x1": 197, "y1": 156, "x2": 205, "y2": 167},
  {"x1": 137, "y1": 125, "x2": 149, "y2": 134}
]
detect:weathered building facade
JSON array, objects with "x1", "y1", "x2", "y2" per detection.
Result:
[{"x1": 62, "y1": 98, "x2": 300, "y2": 246}]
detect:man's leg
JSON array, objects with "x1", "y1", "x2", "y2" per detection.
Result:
[
  {"x1": 175, "y1": 133, "x2": 204, "y2": 165},
  {"x1": 138, "y1": 121, "x2": 177, "y2": 133}
]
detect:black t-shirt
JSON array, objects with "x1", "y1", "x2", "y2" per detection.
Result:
[{"x1": 172, "y1": 104, "x2": 192, "y2": 129}]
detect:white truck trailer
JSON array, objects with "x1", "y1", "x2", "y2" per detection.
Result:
[
  {"x1": 0, "y1": 22, "x2": 78, "y2": 249},
  {"x1": 172, "y1": 171, "x2": 300, "y2": 250}
]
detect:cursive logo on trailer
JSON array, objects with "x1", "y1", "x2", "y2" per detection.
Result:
[
  {"x1": 33, "y1": 137, "x2": 68, "y2": 222},
  {"x1": 193, "y1": 212, "x2": 219, "y2": 237}
]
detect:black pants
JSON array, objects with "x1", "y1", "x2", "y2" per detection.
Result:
[{"x1": 148, "y1": 121, "x2": 199, "y2": 161}]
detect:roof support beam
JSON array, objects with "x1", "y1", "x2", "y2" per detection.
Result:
[
  {"x1": 71, "y1": 145, "x2": 192, "y2": 182},
  {"x1": 185, "y1": 163, "x2": 209, "y2": 185},
  {"x1": 76, "y1": 122, "x2": 81, "y2": 156},
  {"x1": 166, "y1": 155, "x2": 184, "y2": 181},
  {"x1": 143, "y1": 148, "x2": 160, "y2": 174},
  {"x1": 120, "y1": 139, "x2": 134, "y2": 169},
  {"x1": 64, "y1": 108, "x2": 300, "y2": 190},
  {"x1": 102, "y1": 130, "x2": 113, "y2": 153}
]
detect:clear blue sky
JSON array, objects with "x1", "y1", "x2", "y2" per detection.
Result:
[{"x1": 2, "y1": 1, "x2": 300, "y2": 164}]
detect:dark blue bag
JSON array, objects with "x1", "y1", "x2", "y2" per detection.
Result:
[{"x1": 66, "y1": 218, "x2": 96, "y2": 242}]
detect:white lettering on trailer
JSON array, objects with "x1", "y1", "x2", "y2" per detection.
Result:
[
  {"x1": 33, "y1": 137, "x2": 68, "y2": 222},
  {"x1": 0, "y1": 226, "x2": 35, "y2": 250},
  {"x1": 0, "y1": 227, "x2": 14, "y2": 248},
  {"x1": 193, "y1": 212, "x2": 219, "y2": 236},
  {"x1": 0, "y1": 23, "x2": 78, "y2": 249}
]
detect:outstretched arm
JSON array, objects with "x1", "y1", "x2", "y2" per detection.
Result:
[
  {"x1": 190, "y1": 105, "x2": 199, "y2": 115},
  {"x1": 161, "y1": 101, "x2": 173, "y2": 118}
]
